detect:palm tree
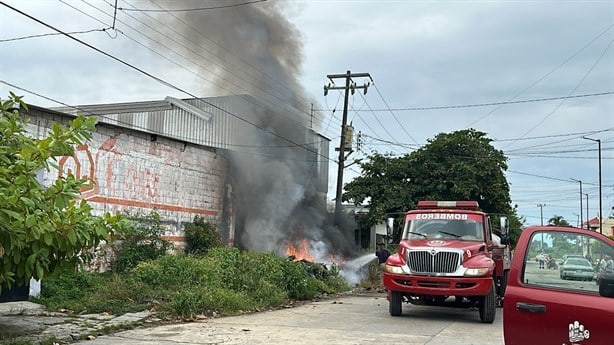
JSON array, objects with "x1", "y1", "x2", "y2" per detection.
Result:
[{"x1": 548, "y1": 215, "x2": 571, "y2": 227}]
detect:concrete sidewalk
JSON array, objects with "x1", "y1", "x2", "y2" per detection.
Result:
[
  {"x1": 74, "y1": 293, "x2": 504, "y2": 345},
  {"x1": 0, "y1": 301, "x2": 152, "y2": 344}
]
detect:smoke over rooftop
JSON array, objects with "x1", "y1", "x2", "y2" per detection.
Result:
[{"x1": 156, "y1": 1, "x2": 357, "y2": 259}]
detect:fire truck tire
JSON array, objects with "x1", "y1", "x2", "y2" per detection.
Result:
[
  {"x1": 479, "y1": 281, "x2": 496, "y2": 323},
  {"x1": 389, "y1": 291, "x2": 402, "y2": 316}
]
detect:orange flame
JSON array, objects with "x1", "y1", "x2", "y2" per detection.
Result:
[{"x1": 285, "y1": 239, "x2": 315, "y2": 262}]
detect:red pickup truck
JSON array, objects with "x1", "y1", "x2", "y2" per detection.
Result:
[{"x1": 502, "y1": 224, "x2": 614, "y2": 344}]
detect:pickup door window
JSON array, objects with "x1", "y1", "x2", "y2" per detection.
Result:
[{"x1": 505, "y1": 230, "x2": 614, "y2": 344}]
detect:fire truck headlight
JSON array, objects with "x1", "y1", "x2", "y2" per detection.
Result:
[
  {"x1": 384, "y1": 264, "x2": 404, "y2": 274},
  {"x1": 464, "y1": 268, "x2": 489, "y2": 277}
]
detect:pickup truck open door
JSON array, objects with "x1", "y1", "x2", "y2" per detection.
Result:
[{"x1": 503, "y1": 226, "x2": 614, "y2": 344}]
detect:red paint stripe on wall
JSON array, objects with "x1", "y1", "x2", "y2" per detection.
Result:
[
  {"x1": 162, "y1": 236, "x2": 185, "y2": 242},
  {"x1": 87, "y1": 196, "x2": 217, "y2": 216}
]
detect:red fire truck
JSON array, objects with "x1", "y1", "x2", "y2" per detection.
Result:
[{"x1": 382, "y1": 200, "x2": 511, "y2": 323}]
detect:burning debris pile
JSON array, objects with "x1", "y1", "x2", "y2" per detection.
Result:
[
  {"x1": 157, "y1": 0, "x2": 361, "y2": 274},
  {"x1": 284, "y1": 237, "x2": 376, "y2": 286}
]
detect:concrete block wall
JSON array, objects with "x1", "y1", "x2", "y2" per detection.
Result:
[{"x1": 24, "y1": 107, "x2": 231, "y2": 248}]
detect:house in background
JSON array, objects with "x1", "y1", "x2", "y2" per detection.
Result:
[
  {"x1": 585, "y1": 216, "x2": 614, "y2": 237},
  {"x1": 342, "y1": 203, "x2": 393, "y2": 251}
]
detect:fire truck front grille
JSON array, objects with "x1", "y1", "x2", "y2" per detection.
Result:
[{"x1": 407, "y1": 251, "x2": 460, "y2": 274}]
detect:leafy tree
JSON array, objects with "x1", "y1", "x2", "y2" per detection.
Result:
[
  {"x1": 342, "y1": 152, "x2": 413, "y2": 228},
  {"x1": 343, "y1": 129, "x2": 522, "y2": 243},
  {"x1": 548, "y1": 215, "x2": 571, "y2": 227},
  {"x1": 0, "y1": 93, "x2": 124, "y2": 292}
]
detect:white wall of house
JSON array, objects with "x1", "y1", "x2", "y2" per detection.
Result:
[{"x1": 24, "y1": 106, "x2": 232, "y2": 247}]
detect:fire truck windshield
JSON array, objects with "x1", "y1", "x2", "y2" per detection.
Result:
[{"x1": 402, "y1": 219, "x2": 484, "y2": 241}]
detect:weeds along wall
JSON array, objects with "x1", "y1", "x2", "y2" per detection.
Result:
[{"x1": 22, "y1": 106, "x2": 233, "y2": 250}]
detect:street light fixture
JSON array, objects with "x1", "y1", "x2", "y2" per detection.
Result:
[
  {"x1": 537, "y1": 203, "x2": 546, "y2": 226},
  {"x1": 582, "y1": 136, "x2": 602, "y2": 234}
]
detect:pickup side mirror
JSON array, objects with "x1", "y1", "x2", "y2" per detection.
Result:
[
  {"x1": 599, "y1": 271, "x2": 614, "y2": 298},
  {"x1": 499, "y1": 216, "x2": 510, "y2": 245}
]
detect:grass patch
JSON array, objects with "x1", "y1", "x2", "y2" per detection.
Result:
[{"x1": 33, "y1": 247, "x2": 350, "y2": 319}]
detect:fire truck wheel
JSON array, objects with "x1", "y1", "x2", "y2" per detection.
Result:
[
  {"x1": 479, "y1": 281, "x2": 496, "y2": 323},
  {"x1": 389, "y1": 291, "x2": 402, "y2": 316}
]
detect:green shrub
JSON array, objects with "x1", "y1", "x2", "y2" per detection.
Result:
[
  {"x1": 281, "y1": 260, "x2": 319, "y2": 299},
  {"x1": 249, "y1": 280, "x2": 287, "y2": 307},
  {"x1": 35, "y1": 246, "x2": 350, "y2": 318},
  {"x1": 35, "y1": 270, "x2": 104, "y2": 311},
  {"x1": 359, "y1": 260, "x2": 383, "y2": 290},
  {"x1": 130, "y1": 254, "x2": 219, "y2": 290},
  {"x1": 112, "y1": 211, "x2": 173, "y2": 273},
  {"x1": 35, "y1": 270, "x2": 146, "y2": 314},
  {"x1": 204, "y1": 247, "x2": 242, "y2": 289},
  {"x1": 170, "y1": 288, "x2": 254, "y2": 318},
  {"x1": 184, "y1": 216, "x2": 221, "y2": 256}
]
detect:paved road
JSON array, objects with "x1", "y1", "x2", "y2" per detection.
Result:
[{"x1": 76, "y1": 292, "x2": 504, "y2": 345}]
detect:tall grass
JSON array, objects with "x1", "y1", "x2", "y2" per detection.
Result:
[{"x1": 33, "y1": 248, "x2": 349, "y2": 319}]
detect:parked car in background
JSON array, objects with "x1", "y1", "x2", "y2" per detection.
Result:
[
  {"x1": 502, "y1": 224, "x2": 614, "y2": 344},
  {"x1": 559, "y1": 257, "x2": 594, "y2": 281},
  {"x1": 560, "y1": 254, "x2": 585, "y2": 264}
]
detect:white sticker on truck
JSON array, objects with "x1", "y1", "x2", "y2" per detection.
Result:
[{"x1": 568, "y1": 321, "x2": 590, "y2": 343}]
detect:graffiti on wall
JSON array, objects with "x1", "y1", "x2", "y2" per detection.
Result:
[{"x1": 56, "y1": 137, "x2": 217, "y2": 217}]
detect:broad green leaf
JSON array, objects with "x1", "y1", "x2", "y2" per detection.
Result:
[
  {"x1": 35, "y1": 262, "x2": 44, "y2": 280},
  {"x1": 43, "y1": 233, "x2": 53, "y2": 246},
  {"x1": 1, "y1": 209, "x2": 24, "y2": 222},
  {"x1": 26, "y1": 253, "x2": 36, "y2": 267},
  {"x1": 67, "y1": 229, "x2": 77, "y2": 245},
  {"x1": 25, "y1": 214, "x2": 35, "y2": 228},
  {"x1": 20, "y1": 197, "x2": 35, "y2": 208}
]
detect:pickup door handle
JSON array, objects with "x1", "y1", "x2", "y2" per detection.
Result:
[{"x1": 516, "y1": 302, "x2": 547, "y2": 313}]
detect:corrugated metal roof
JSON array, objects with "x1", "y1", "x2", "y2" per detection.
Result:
[
  {"x1": 50, "y1": 95, "x2": 329, "y2": 152},
  {"x1": 54, "y1": 100, "x2": 173, "y2": 115}
]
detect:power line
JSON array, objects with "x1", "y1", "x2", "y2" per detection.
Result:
[
  {"x1": 507, "y1": 170, "x2": 612, "y2": 187},
  {"x1": 0, "y1": 2, "x2": 332, "y2": 163},
  {"x1": 80, "y1": 0, "x2": 319, "y2": 131},
  {"x1": 466, "y1": 23, "x2": 614, "y2": 127},
  {"x1": 1, "y1": 80, "x2": 336, "y2": 164},
  {"x1": 356, "y1": 90, "x2": 402, "y2": 152},
  {"x1": 508, "y1": 153, "x2": 613, "y2": 160},
  {"x1": 494, "y1": 128, "x2": 613, "y2": 142},
  {"x1": 118, "y1": 0, "x2": 268, "y2": 12},
  {"x1": 372, "y1": 83, "x2": 418, "y2": 145},
  {"x1": 135, "y1": 0, "x2": 321, "y2": 125},
  {"x1": 509, "y1": 37, "x2": 614, "y2": 144},
  {"x1": 315, "y1": 91, "x2": 614, "y2": 112},
  {"x1": 361, "y1": 134, "x2": 420, "y2": 151},
  {"x1": 0, "y1": 28, "x2": 109, "y2": 42}
]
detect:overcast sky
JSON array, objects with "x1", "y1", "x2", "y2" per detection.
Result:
[{"x1": 1, "y1": 0, "x2": 613, "y2": 228}]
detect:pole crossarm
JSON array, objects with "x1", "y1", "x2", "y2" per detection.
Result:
[{"x1": 324, "y1": 72, "x2": 373, "y2": 96}]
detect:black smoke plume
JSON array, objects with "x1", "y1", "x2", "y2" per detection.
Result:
[{"x1": 155, "y1": 1, "x2": 357, "y2": 259}]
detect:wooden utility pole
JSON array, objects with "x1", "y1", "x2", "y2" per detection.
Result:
[{"x1": 324, "y1": 71, "x2": 371, "y2": 227}]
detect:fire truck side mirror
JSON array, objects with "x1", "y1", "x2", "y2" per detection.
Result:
[{"x1": 499, "y1": 216, "x2": 510, "y2": 245}]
